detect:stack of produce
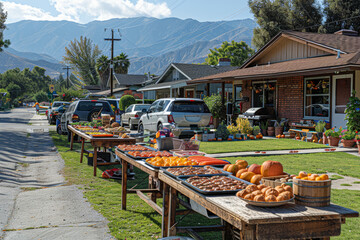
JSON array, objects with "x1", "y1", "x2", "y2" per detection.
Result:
[
  {"x1": 117, "y1": 145, "x2": 149, "y2": 151},
  {"x1": 236, "y1": 183, "x2": 293, "y2": 202},
  {"x1": 187, "y1": 175, "x2": 248, "y2": 191},
  {"x1": 127, "y1": 151, "x2": 172, "y2": 158},
  {"x1": 294, "y1": 171, "x2": 329, "y2": 181},
  {"x1": 146, "y1": 156, "x2": 228, "y2": 167},
  {"x1": 166, "y1": 166, "x2": 224, "y2": 176}
]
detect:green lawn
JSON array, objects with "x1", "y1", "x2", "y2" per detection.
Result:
[
  {"x1": 50, "y1": 132, "x2": 359, "y2": 239},
  {"x1": 199, "y1": 138, "x2": 328, "y2": 154},
  {"x1": 224, "y1": 152, "x2": 360, "y2": 178}
]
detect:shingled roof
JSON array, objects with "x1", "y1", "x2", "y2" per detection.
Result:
[
  {"x1": 107, "y1": 73, "x2": 148, "y2": 87},
  {"x1": 171, "y1": 63, "x2": 238, "y2": 80},
  {"x1": 188, "y1": 52, "x2": 360, "y2": 84}
]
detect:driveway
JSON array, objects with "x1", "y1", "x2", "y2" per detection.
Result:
[{"x1": 0, "y1": 108, "x2": 113, "y2": 240}]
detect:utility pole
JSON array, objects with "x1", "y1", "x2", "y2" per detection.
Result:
[
  {"x1": 62, "y1": 66, "x2": 71, "y2": 89},
  {"x1": 104, "y1": 29, "x2": 121, "y2": 96}
]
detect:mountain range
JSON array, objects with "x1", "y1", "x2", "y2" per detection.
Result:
[{"x1": 3, "y1": 17, "x2": 256, "y2": 76}]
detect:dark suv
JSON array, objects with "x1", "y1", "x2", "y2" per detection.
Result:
[{"x1": 61, "y1": 100, "x2": 114, "y2": 135}]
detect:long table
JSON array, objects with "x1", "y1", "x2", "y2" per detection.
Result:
[
  {"x1": 115, "y1": 148, "x2": 359, "y2": 239},
  {"x1": 68, "y1": 125, "x2": 136, "y2": 176}
]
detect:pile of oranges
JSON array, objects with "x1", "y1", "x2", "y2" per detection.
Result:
[
  {"x1": 294, "y1": 171, "x2": 329, "y2": 181},
  {"x1": 146, "y1": 156, "x2": 198, "y2": 167}
]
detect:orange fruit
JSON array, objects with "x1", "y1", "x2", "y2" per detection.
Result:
[{"x1": 319, "y1": 174, "x2": 329, "y2": 180}]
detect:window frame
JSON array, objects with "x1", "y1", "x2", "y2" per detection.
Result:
[
  {"x1": 251, "y1": 80, "x2": 276, "y2": 108},
  {"x1": 303, "y1": 76, "x2": 331, "y2": 121}
]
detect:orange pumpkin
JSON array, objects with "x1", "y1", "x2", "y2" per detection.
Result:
[
  {"x1": 250, "y1": 174, "x2": 263, "y2": 185},
  {"x1": 235, "y1": 160, "x2": 248, "y2": 169},
  {"x1": 227, "y1": 138, "x2": 232, "y2": 141},
  {"x1": 227, "y1": 164, "x2": 240, "y2": 175},
  {"x1": 236, "y1": 169, "x2": 248, "y2": 178},
  {"x1": 248, "y1": 164, "x2": 261, "y2": 174},
  {"x1": 223, "y1": 164, "x2": 231, "y2": 171},
  {"x1": 281, "y1": 135, "x2": 285, "y2": 138},
  {"x1": 240, "y1": 172, "x2": 255, "y2": 182},
  {"x1": 261, "y1": 160, "x2": 283, "y2": 177}
]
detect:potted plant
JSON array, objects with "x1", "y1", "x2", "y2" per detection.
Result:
[
  {"x1": 236, "y1": 118, "x2": 253, "y2": 139},
  {"x1": 315, "y1": 120, "x2": 327, "y2": 144},
  {"x1": 355, "y1": 135, "x2": 360, "y2": 154},
  {"x1": 260, "y1": 121, "x2": 268, "y2": 136},
  {"x1": 274, "y1": 121, "x2": 283, "y2": 136},
  {"x1": 253, "y1": 125, "x2": 261, "y2": 135},
  {"x1": 215, "y1": 122, "x2": 230, "y2": 141},
  {"x1": 267, "y1": 122, "x2": 275, "y2": 136},
  {"x1": 341, "y1": 130, "x2": 356, "y2": 148},
  {"x1": 203, "y1": 94, "x2": 226, "y2": 128},
  {"x1": 324, "y1": 127, "x2": 342, "y2": 147},
  {"x1": 227, "y1": 124, "x2": 238, "y2": 139}
]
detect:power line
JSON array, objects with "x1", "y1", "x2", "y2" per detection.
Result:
[{"x1": 292, "y1": 14, "x2": 360, "y2": 31}]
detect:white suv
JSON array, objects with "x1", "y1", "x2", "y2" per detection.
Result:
[{"x1": 138, "y1": 98, "x2": 213, "y2": 138}]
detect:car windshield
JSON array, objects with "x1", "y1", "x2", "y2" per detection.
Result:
[
  {"x1": 52, "y1": 102, "x2": 66, "y2": 108},
  {"x1": 77, "y1": 101, "x2": 112, "y2": 112},
  {"x1": 134, "y1": 105, "x2": 150, "y2": 111},
  {"x1": 170, "y1": 101, "x2": 210, "y2": 113}
]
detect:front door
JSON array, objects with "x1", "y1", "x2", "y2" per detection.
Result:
[
  {"x1": 331, "y1": 74, "x2": 353, "y2": 128},
  {"x1": 185, "y1": 89, "x2": 194, "y2": 98}
]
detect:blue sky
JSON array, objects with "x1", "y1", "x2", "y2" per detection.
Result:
[{"x1": 2, "y1": 0, "x2": 253, "y2": 24}]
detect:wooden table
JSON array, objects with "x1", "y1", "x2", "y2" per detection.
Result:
[
  {"x1": 159, "y1": 171, "x2": 359, "y2": 240},
  {"x1": 289, "y1": 128, "x2": 318, "y2": 142},
  {"x1": 68, "y1": 125, "x2": 136, "y2": 176}
]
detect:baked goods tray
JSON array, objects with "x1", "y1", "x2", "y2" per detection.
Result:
[
  {"x1": 116, "y1": 145, "x2": 156, "y2": 153},
  {"x1": 177, "y1": 175, "x2": 252, "y2": 195},
  {"x1": 124, "y1": 151, "x2": 172, "y2": 160},
  {"x1": 145, "y1": 161, "x2": 229, "y2": 170},
  {"x1": 161, "y1": 166, "x2": 231, "y2": 179},
  {"x1": 239, "y1": 197, "x2": 295, "y2": 207}
]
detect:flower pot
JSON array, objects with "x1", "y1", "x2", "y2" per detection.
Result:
[
  {"x1": 328, "y1": 136, "x2": 340, "y2": 147},
  {"x1": 342, "y1": 139, "x2": 355, "y2": 148},
  {"x1": 268, "y1": 127, "x2": 275, "y2": 131},
  {"x1": 275, "y1": 127, "x2": 283, "y2": 136},
  {"x1": 267, "y1": 130, "x2": 275, "y2": 136},
  {"x1": 322, "y1": 133, "x2": 328, "y2": 145}
]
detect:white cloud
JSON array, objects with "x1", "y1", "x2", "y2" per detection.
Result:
[
  {"x1": 3, "y1": 2, "x2": 74, "y2": 23},
  {"x1": 3, "y1": 0, "x2": 171, "y2": 23}
]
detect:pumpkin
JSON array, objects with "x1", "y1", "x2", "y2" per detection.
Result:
[
  {"x1": 281, "y1": 134, "x2": 285, "y2": 138},
  {"x1": 227, "y1": 164, "x2": 240, "y2": 175},
  {"x1": 235, "y1": 160, "x2": 248, "y2": 169},
  {"x1": 248, "y1": 164, "x2": 261, "y2": 174},
  {"x1": 256, "y1": 134, "x2": 263, "y2": 139},
  {"x1": 240, "y1": 172, "x2": 255, "y2": 182},
  {"x1": 223, "y1": 164, "x2": 231, "y2": 171},
  {"x1": 261, "y1": 160, "x2": 283, "y2": 177},
  {"x1": 250, "y1": 174, "x2": 263, "y2": 185},
  {"x1": 235, "y1": 169, "x2": 248, "y2": 178},
  {"x1": 227, "y1": 138, "x2": 232, "y2": 141}
]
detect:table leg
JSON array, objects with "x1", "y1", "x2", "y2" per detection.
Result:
[
  {"x1": 169, "y1": 187, "x2": 177, "y2": 236},
  {"x1": 80, "y1": 138, "x2": 85, "y2": 163},
  {"x1": 148, "y1": 176, "x2": 157, "y2": 203},
  {"x1": 93, "y1": 147, "x2": 97, "y2": 176},
  {"x1": 70, "y1": 131, "x2": 74, "y2": 150},
  {"x1": 162, "y1": 182, "x2": 170, "y2": 238},
  {"x1": 121, "y1": 159, "x2": 128, "y2": 210},
  {"x1": 221, "y1": 220, "x2": 232, "y2": 240}
]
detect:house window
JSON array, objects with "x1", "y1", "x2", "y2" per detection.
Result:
[
  {"x1": 304, "y1": 77, "x2": 330, "y2": 119},
  {"x1": 172, "y1": 70, "x2": 179, "y2": 81},
  {"x1": 252, "y1": 82, "x2": 276, "y2": 108}
]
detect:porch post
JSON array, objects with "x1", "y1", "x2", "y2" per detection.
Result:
[
  {"x1": 206, "y1": 83, "x2": 210, "y2": 97},
  {"x1": 170, "y1": 88, "x2": 172, "y2": 98},
  {"x1": 222, "y1": 82, "x2": 225, "y2": 105}
]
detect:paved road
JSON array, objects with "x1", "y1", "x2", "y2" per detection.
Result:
[{"x1": 0, "y1": 108, "x2": 113, "y2": 240}]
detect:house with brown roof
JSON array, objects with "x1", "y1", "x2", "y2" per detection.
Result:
[
  {"x1": 188, "y1": 29, "x2": 360, "y2": 128},
  {"x1": 137, "y1": 62, "x2": 237, "y2": 99}
]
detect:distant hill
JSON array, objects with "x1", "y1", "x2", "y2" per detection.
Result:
[
  {"x1": 4, "y1": 17, "x2": 256, "y2": 75},
  {"x1": 0, "y1": 50, "x2": 65, "y2": 77}
]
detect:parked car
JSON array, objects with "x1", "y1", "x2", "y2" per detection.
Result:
[
  {"x1": 60, "y1": 100, "x2": 114, "y2": 138},
  {"x1": 138, "y1": 98, "x2": 213, "y2": 138},
  {"x1": 121, "y1": 104, "x2": 151, "y2": 130},
  {"x1": 48, "y1": 102, "x2": 70, "y2": 125},
  {"x1": 101, "y1": 98, "x2": 121, "y2": 123},
  {"x1": 55, "y1": 104, "x2": 70, "y2": 135}
]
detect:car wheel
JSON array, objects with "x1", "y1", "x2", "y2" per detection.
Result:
[
  {"x1": 157, "y1": 123, "x2": 163, "y2": 131},
  {"x1": 138, "y1": 122, "x2": 144, "y2": 134},
  {"x1": 57, "y1": 125, "x2": 62, "y2": 135}
]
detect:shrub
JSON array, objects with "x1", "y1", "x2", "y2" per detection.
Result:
[
  {"x1": 34, "y1": 91, "x2": 49, "y2": 103},
  {"x1": 345, "y1": 91, "x2": 360, "y2": 132},
  {"x1": 119, "y1": 95, "x2": 136, "y2": 111},
  {"x1": 236, "y1": 118, "x2": 253, "y2": 134},
  {"x1": 203, "y1": 94, "x2": 225, "y2": 121},
  {"x1": 215, "y1": 122, "x2": 230, "y2": 139}
]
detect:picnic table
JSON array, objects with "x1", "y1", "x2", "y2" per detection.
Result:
[
  {"x1": 68, "y1": 125, "x2": 136, "y2": 176},
  {"x1": 289, "y1": 128, "x2": 318, "y2": 142},
  {"x1": 114, "y1": 148, "x2": 359, "y2": 239}
]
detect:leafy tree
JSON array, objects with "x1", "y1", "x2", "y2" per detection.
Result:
[
  {"x1": 6, "y1": 83, "x2": 21, "y2": 101},
  {"x1": 96, "y1": 55, "x2": 110, "y2": 89},
  {"x1": 205, "y1": 40, "x2": 254, "y2": 66},
  {"x1": 203, "y1": 94, "x2": 226, "y2": 122},
  {"x1": 63, "y1": 36, "x2": 101, "y2": 86},
  {"x1": 34, "y1": 91, "x2": 49, "y2": 103},
  {"x1": 114, "y1": 53, "x2": 130, "y2": 74},
  {"x1": 0, "y1": 3, "x2": 10, "y2": 51},
  {"x1": 323, "y1": 0, "x2": 360, "y2": 33},
  {"x1": 249, "y1": 0, "x2": 322, "y2": 50}
]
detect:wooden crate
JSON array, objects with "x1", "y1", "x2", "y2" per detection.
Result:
[
  {"x1": 262, "y1": 174, "x2": 289, "y2": 188},
  {"x1": 293, "y1": 179, "x2": 331, "y2": 207}
]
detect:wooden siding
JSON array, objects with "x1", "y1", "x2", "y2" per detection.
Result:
[
  {"x1": 355, "y1": 70, "x2": 360, "y2": 98},
  {"x1": 254, "y1": 38, "x2": 330, "y2": 66}
]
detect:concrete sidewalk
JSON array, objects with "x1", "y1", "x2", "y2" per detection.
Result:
[
  {"x1": 0, "y1": 108, "x2": 113, "y2": 240},
  {"x1": 206, "y1": 146, "x2": 358, "y2": 158}
]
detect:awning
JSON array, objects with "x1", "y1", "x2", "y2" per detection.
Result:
[{"x1": 137, "y1": 80, "x2": 188, "y2": 92}]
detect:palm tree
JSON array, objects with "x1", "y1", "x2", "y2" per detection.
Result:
[
  {"x1": 114, "y1": 53, "x2": 130, "y2": 74},
  {"x1": 96, "y1": 55, "x2": 110, "y2": 89}
]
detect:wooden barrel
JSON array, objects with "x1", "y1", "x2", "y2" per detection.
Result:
[{"x1": 293, "y1": 179, "x2": 331, "y2": 207}]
